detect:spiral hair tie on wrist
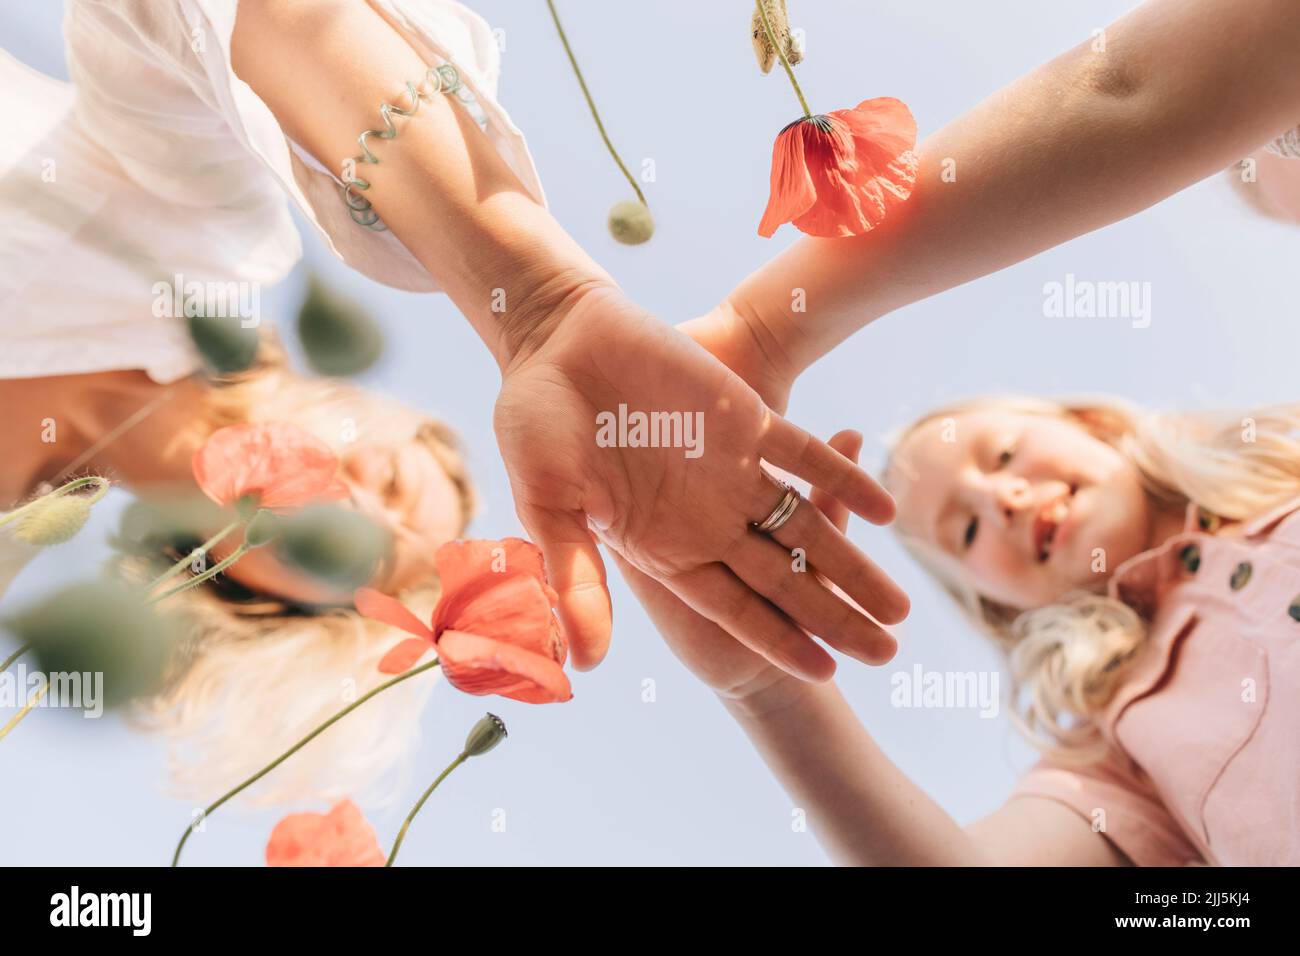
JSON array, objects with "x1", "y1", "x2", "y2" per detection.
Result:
[{"x1": 340, "y1": 63, "x2": 467, "y2": 231}]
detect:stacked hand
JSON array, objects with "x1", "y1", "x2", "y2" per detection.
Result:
[
  {"x1": 493, "y1": 284, "x2": 906, "y2": 682},
  {"x1": 614, "y1": 430, "x2": 874, "y2": 708}
]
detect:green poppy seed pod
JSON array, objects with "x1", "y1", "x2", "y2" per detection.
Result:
[
  {"x1": 608, "y1": 200, "x2": 654, "y2": 245},
  {"x1": 187, "y1": 313, "x2": 260, "y2": 375},
  {"x1": 112, "y1": 493, "x2": 227, "y2": 557},
  {"x1": 12, "y1": 495, "x2": 93, "y2": 547},
  {"x1": 463, "y1": 712, "x2": 507, "y2": 758},
  {"x1": 243, "y1": 509, "x2": 284, "y2": 548},
  {"x1": 274, "y1": 504, "x2": 392, "y2": 592},
  {"x1": 114, "y1": 499, "x2": 171, "y2": 555},
  {"x1": 296, "y1": 275, "x2": 384, "y2": 377},
  {"x1": 6, "y1": 580, "x2": 175, "y2": 709}
]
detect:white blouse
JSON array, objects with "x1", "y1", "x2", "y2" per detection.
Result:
[{"x1": 0, "y1": 0, "x2": 544, "y2": 384}]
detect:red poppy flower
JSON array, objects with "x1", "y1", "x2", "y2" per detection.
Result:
[
  {"x1": 265, "y1": 799, "x2": 385, "y2": 867},
  {"x1": 192, "y1": 422, "x2": 346, "y2": 512},
  {"x1": 758, "y1": 97, "x2": 918, "y2": 239},
  {"x1": 355, "y1": 537, "x2": 571, "y2": 704}
]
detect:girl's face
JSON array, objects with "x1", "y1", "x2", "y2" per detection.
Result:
[{"x1": 888, "y1": 408, "x2": 1154, "y2": 609}]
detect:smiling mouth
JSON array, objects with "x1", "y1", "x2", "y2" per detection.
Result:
[{"x1": 1034, "y1": 486, "x2": 1077, "y2": 562}]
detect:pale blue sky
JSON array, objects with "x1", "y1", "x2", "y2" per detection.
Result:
[{"x1": 1, "y1": 0, "x2": 1294, "y2": 866}]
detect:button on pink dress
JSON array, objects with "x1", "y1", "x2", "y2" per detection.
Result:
[{"x1": 1012, "y1": 495, "x2": 1300, "y2": 866}]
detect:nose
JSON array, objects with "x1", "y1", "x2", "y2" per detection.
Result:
[{"x1": 988, "y1": 474, "x2": 1032, "y2": 526}]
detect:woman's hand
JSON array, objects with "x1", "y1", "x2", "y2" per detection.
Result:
[
  {"x1": 494, "y1": 286, "x2": 907, "y2": 679},
  {"x1": 612, "y1": 430, "x2": 886, "y2": 711}
]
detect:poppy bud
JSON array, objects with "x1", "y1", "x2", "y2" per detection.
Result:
[
  {"x1": 751, "y1": 0, "x2": 802, "y2": 75},
  {"x1": 608, "y1": 200, "x2": 654, "y2": 245},
  {"x1": 113, "y1": 493, "x2": 226, "y2": 557},
  {"x1": 12, "y1": 495, "x2": 93, "y2": 547},
  {"x1": 187, "y1": 313, "x2": 260, "y2": 375},
  {"x1": 462, "y1": 712, "x2": 507, "y2": 757},
  {"x1": 6, "y1": 580, "x2": 174, "y2": 709},
  {"x1": 297, "y1": 275, "x2": 384, "y2": 377},
  {"x1": 275, "y1": 504, "x2": 391, "y2": 591}
]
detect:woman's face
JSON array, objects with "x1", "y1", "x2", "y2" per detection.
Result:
[
  {"x1": 887, "y1": 408, "x2": 1154, "y2": 609},
  {"x1": 220, "y1": 439, "x2": 464, "y2": 603},
  {"x1": 338, "y1": 440, "x2": 465, "y2": 592}
]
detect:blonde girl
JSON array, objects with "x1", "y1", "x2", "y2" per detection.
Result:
[
  {"x1": 620, "y1": 401, "x2": 1300, "y2": 865},
  {"x1": 640, "y1": 0, "x2": 1300, "y2": 864}
]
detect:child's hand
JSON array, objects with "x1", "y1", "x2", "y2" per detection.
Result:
[
  {"x1": 614, "y1": 430, "x2": 898, "y2": 711},
  {"x1": 677, "y1": 301, "x2": 796, "y2": 414}
]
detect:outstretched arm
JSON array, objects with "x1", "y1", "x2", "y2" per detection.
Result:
[
  {"x1": 701, "y1": 0, "x2": 1300, "y2": 390},
  {"x1": 616, "y1": 430, "x2": 1128, "y2": 866},
  {"x1": 231, "y1": 0, "x2": 607, "y2": 367},
  {"x1": 231, "y1": 0, "x2": 908, "y2": 679},
  {"x1": 723, "y1": 674, "x2": 1127, "y2": 866}
]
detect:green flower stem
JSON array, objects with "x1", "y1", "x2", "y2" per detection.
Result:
[
  {"x1": 171, "y1": 658, "x2": 440, "y2": 866},
  {"x1": 0, "y1": 681, "x2": 49, "y2": 743},
  {"x1": 146, "y1": 518, "x2": 244, "y2": 592},
  {"x1": 147, "y1": 544, "x2": 250, "y2": 605},
  {"x1": 544, "y1": 0, "x2": 647, "y2": 207},
  {"x1": 386, "y1": 751, "x2": 468, "y2": 866},
  {"x1": 0, "y1": 642, "x2": 30, "y2": 675},
  {"x1": 755, "y1": 0, "x2": 811, "y2": 118},
  {"x1": 0, "y1": 477, "x2": 109, "y2": 528}
]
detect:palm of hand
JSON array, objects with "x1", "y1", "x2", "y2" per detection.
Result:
[
  {"x1": 496, "y1": 287, "x2": 767, "y2": 562},
  {"x1": 495, "y1": 287, "x2": 905, "y2": 680}
]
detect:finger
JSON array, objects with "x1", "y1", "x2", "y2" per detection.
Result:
[
  {"x1": 520, "y1": 507, "x2": 612, "y2": 671},
  {"x1": 767, "y1": 490, "x2": 910, "y2": 627},
  {"x1": 727, "y1": 534, "x2": 898, "y2": 665},
  {"x1": 809, "y1": 429, "x2": 863, "y2": 533},
  {"x1": 663, "y1": 563, "x2": 836, "y2": 682},
  {"x1": 760, "y1": 415, "x2": 895, "y2": 524},
  {"x1": 609, "y1": 550, "x2": 704, "y2": 636}
]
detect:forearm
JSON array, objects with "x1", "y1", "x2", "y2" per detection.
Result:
[
  {"x1": 722, "y1": 679, "x2": 990, "y2": 865},
  {"x1": 231, "y1": 0, "x2": 613, "y2": 369},
  {"x1": 730, "y1": 0, "x2": 1300, "y2": 376}
]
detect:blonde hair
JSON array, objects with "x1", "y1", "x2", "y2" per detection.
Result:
[
  {"x1": 127, "y1": 337, "x2": 475, "y2": 805},
  {"x1": 885, "y1": 395, "x2": 1300, "y2": 761}
]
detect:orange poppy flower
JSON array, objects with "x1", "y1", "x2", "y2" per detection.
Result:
[
  {"x1": 758, "y1": 97, "x2": 918, "y2": 239},
  {"x1": 192, "y1": 422, "x2": 346, "y2": 512},
  {"x1": 355, "y1": 537, "x2": 572, "y2": 704},
  {"x1": 265, "y1": 799, "x2": 385, "y2": 867}
]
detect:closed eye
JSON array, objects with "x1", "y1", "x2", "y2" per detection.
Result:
[{"x1": 963, "y1": 515, "x2": 979, "y2": 549}]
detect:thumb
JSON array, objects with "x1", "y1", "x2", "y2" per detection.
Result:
[
  {"x1": 809, "y1": 429, "x2": 863, "y2": 534},
  {"x1": 520, "y1": 505, "x2": 613, "y2": 671}
]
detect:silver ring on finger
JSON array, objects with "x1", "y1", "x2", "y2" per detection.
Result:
[{"x1": 752, "y1": 481, "x2": 800, "y2": 535}]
